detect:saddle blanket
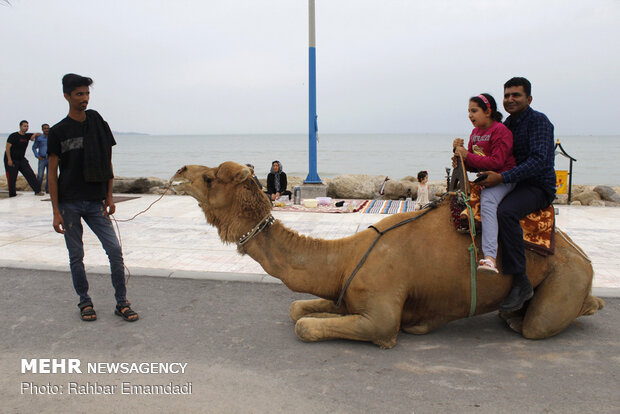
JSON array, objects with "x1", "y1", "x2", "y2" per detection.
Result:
[{"x1": 454, "y1": 184, "x2": 555, "y2": 256}]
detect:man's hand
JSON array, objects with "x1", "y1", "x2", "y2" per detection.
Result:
[
  {"x1": 38, "y1": 156, "x2": 44, "y2": 161},
  {"x1": 104, "y1": 196, "x2": 116, "y2": 217},
  {"x1": 53, "y1": 211, "x2": 65, "y2": 234},
  {"x1": 477, "y1": 171, "x2": 503, "y2": 188},
  {"x1": 7, "y1": 159, "x2": 13, "y2": 167}
]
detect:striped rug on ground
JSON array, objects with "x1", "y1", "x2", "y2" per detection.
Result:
[{"x1": 360, "y1": 200, "x2": 416, "y2": 214}]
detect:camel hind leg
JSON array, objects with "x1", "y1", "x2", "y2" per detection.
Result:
[{"x1": 521, "y1": 259, "x2": 602, "y2": 339}]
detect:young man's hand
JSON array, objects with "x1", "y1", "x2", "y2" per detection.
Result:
[
  {"x1": 53, "y1": 211, "x2": 65, "y2": 234},
  {"x1": 104, "y1": 196, "x2": 116, "y2": 217}
]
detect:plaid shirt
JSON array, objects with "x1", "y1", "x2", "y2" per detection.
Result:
[{"x1": 501, "y1": 107, "x2": 556, "y2": 195}]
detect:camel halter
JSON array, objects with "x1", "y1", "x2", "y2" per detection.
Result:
[{"x1": 238, "y1": 214, "x2": 275, "y2": 246}]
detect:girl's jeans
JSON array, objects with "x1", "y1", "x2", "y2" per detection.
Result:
[{"x1": 59, "y1": 200, "x2": 127, "y2": 305}]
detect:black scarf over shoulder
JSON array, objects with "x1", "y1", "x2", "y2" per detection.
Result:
[{"x1": 83, "y1": 110, "x2": 114, "y2": 183}]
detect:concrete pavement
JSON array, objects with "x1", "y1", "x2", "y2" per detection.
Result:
[
  {"x1": 1, "y1": 191, "x2": 619, "y2": 295},
  {"x1": 1, "y1": 268, "x2": 619, "y2": 413}
]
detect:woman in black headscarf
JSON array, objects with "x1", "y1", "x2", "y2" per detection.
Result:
[{"x1": 266, "y1": 160, "x2": 292, "y2": 201}]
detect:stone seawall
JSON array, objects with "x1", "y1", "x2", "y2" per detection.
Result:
[{"x1": 2, "y1": 175, "x2": 619, "y2": 206}]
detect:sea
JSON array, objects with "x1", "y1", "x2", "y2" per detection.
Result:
[{"x1": 22, "y1": 133, "x2": 620, "y2": 186}]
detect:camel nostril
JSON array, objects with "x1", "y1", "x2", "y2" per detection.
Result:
[{"x1": 176, "y1": 166, "x2": 187, "y2": 175}]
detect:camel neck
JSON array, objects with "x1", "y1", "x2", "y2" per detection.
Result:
[{"x1": 242, "y1": 221, "x2": 344, "y2": 299}]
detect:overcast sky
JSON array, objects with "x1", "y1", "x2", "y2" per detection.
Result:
[{"x1": 2, "y1": 0, "x2": 618, "y2": 135}]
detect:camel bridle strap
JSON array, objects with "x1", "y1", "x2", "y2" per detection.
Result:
[
  {"x1": 335, "y1": 195, "x2": 446, "y2": 307},
  {"x1": 238, "y1": 214, "x2": 275, "y2": 246}
]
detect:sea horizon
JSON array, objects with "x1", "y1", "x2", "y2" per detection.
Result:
[{"x1": 11, "y1": 132, "x2": 620, "y2": 187}]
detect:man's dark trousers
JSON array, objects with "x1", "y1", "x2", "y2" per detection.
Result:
[
  {"x1": 497, "y1": 183, "x2": 554, "y2": 275},
  {"x1": 3, "y1": 158, "x2": 41, "y2": 197}
]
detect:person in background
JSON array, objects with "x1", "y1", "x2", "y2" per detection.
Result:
[
  {"x1": 32, "y1": 123, "x2": 50, "y2": 193},
  {"x1": 477, "y1": 77, "x2": 556, "y2": 312},
  {"x1": 266, "y1": 160, "x2": 292, "y2": 201},
  {"x1": 245, "y1": 163, "x2": 262, "y2": 190},
  {"x1": 414, "y1": 170, "x2": 429, "y2": 210},
  {"x1": 453, "y1": 93, "x2": 516, "y2": 274},
  {"x1": 48, "y1": 73, "x2": 138, "y2": 323},
  {"x1": 4, "y1": 120, "x2": 44, "y2": 197}
]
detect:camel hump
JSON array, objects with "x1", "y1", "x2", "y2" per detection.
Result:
[{"x1": 580, "y1": 295, "x2": 605, "y2": 316}]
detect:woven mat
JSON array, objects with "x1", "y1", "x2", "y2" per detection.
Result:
[{"x1": 358, "y1": 199, "x2": 417, "y2": 214}]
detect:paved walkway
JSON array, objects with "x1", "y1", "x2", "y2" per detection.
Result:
[{"x1": 1, "y1": 192, "x2": 619, "y2": 296}]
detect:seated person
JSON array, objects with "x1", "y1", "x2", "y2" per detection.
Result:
[
  {"x1": 453, "y1": 93, "x2": 516, "y2": 274},
  {"x1": 414, "y1": 170, "x2": 429, "y2": 210},
  {"x1": 266, "y1": 160, "x2": 292, "y2": 201},
  {"x1": 245, "y1": 163, "x2": 262, "y2": 190}
]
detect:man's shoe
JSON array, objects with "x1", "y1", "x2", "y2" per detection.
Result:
[
  {"x1": 35, "y1": 192, "x2": 45, "y2": 196},
  {"x1": 499, "y1": 282, "x2": 534, "y2": 312}
]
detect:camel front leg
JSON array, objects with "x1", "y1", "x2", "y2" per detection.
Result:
[
  {"x1": 294, "y1": 303, "x2": 401, "y2": 349},
  {"x1": 289, "y1": 299, "x2": 347, "y2": 322}
]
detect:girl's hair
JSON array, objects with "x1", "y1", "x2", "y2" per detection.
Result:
[
  {"x1": 470, "y1": 93, "x2": 503, "y2": 122},
  {"x1": 417, "y1": 170, "x2": 428, "y2": 182}
]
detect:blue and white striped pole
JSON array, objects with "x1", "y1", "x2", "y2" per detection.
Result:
[{"x1": 304, "y1": 0, "x2": 322, "y2": 183}]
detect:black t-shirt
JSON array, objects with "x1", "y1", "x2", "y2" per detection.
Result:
[
  {"x1": 48, "y1": 111, "x2": 116, "y2": 202},
  {"x1": 5, "y1": 132, "x2": 33, "y2": 161}
]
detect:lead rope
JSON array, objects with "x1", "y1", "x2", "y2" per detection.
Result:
[
  {"x1": 108, "y1": 179, "x2": 175, "y2": 283},
  {"x1": 456, "y1": 190, "x2": 478, "y2": 317}
]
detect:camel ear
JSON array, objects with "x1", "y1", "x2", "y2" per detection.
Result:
[{"x1": 233, "y1": 167, "x2": 251, "y2": 184}]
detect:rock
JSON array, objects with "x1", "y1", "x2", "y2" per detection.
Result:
[
  {"x1": 327, "y1": 174, "x2": 383, "y2": 199},
  {"x1": 594, "y1": 185, "x2": 620, "y2": 203},
  {"x1": 589, "y1": 200, "x2": 606, "y2": 207},
  {"x1": 570, "y1": 201, "x2": 582, "y2": 206},
  {"x1": 113, "y1": 177, "x2": 167, "y2": 194},
  {"x1": 571, "y1": 190, "x2": 601, "y2": 206},
  {"x1": 383, "y1": 179, "x2": 408, "y2": 199}
]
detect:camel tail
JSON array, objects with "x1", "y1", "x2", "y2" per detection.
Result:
[{"x1": 580, "y1": 294, "x2": 605, "y2": 316}]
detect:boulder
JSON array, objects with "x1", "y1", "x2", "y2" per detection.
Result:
[
  {"x1": 113, "y1": 177, "x2": 167, "y2": 194},
  {"x1": 589, "y1": 200, "x2": 606, "y2": 207},
  {"x1": 593, "y1": 185, "x2": 620, "y2": 203},
  {"x1": 571, "y1": 190, "x2": 601, "y2": 206},
  {"x1": 570, "y1": 201, "x2": 582, "y2": 206},
  {"x1": 327, "y1": 174, "x2": 383, "y2": 199}
]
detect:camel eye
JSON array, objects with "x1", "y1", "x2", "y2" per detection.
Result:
[{"x1": 202, "y1": 174, "x2": 214, "y2": 185}]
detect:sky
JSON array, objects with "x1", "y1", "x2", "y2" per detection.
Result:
[{"x1": 1, "y1": 0, "x2": 619, "y2": 136}]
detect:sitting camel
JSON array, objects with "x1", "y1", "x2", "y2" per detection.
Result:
[{"x1": 174, "y1": 162, "x2": 604, "y2": 348}]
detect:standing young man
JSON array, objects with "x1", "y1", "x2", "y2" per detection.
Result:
[
  {"x1": 48, "y1": 73, "x2": 138, "y2": 322},
  {"x1": 32, "y1": 123, "x2": 50, "y2": 193},
  {"x1": 478, "y1": 77, "x2": 556, "y2": 312},
  {"x1": 4, "y1": 120, "x2": 44, "y2": 197}
]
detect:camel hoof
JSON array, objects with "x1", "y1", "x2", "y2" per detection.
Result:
[
  {"x1": 294, "y1": 318, "x2": 322, "y2": 342},
  {"x1": 289, "y1": 302, "x2": 304, "y2": 322}
]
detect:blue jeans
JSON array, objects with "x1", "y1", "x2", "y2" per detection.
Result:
[
  {"x1": 37, "y1": 157, "x2": 49, "y2": 193},
  {"x1": 59, "y1": 200, "x2": 127, "y2": 304},
  {"x1": 480, "y1": 182, "x2": 516, "y2": 259}
]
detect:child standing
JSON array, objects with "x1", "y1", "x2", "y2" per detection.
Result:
[
  {"x1": 414, "y1": 170, "x2": 429, "y2": 211},
  {"x1": 453, "y1": 93, "x2": 516, "y2": 273}
]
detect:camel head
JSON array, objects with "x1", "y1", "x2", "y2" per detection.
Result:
[{"x1": 173, "y1": 162, "x2": 272, "y2": 244}]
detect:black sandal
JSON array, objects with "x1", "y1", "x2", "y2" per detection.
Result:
[
  {"x1": 115, "y1": 303, "x2": 139, "y2": 322},
  {"x1": 78, "y1": 301, "x2": 97, "y2": 322}
]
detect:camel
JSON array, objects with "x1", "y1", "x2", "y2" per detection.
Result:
[{"x1": 173, "y1": 162, "x2": 604, "y2": 348}]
